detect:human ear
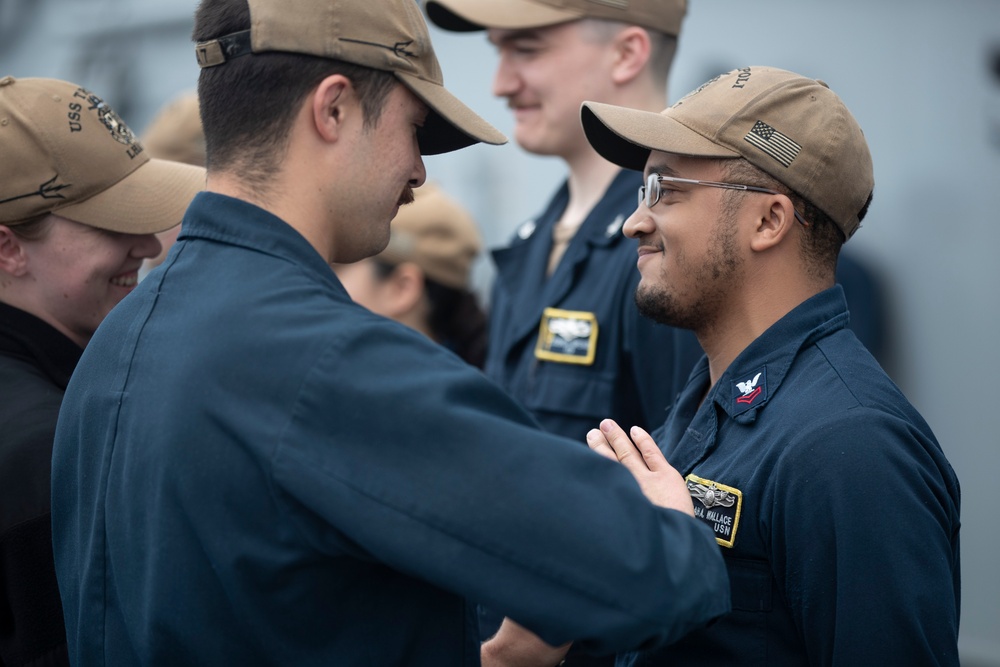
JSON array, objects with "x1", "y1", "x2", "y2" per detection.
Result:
[
  {"x1": 381, "y1": 262, "x2": 427, "y2": 318},
  {"x1": 0, "y1": 226, "x2": 29, "y2": 278},
  {"x1": 610, "y1": 26, "x2": 652, "y2": 86},
  {"x1": 749, "y1": 196, "x2": 797, "y2": 253},
  {"x1": 311, "y1": 74, "x2": 354, "y2": 143}
]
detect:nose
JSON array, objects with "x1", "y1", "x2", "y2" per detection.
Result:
[
  {"x1": 623, "y1": 208, "x2": 654, "y2": 239},
  {"x1": 491, "y1": 52, "x2": 520, "y2": 99},
  {"x1": 132, "y1": 232, "x2": 163, "y2": 259},
  {"x1": 409, "y1": 154, "x2": 426, "y2": 189}
]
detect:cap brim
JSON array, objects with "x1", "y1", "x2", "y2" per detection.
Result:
[
  {"x1": 56, "y1": 159, "x2": 205, "y2": 234},
  {"x1": 425, "y1": 0, "x2": 581, "y2": 31},
  {"x1": 581, "y1": 101, "x2": 740, "y2": 171},
  {"x1": 398, "y1": 72, "x2": 507, "y2": 155}
]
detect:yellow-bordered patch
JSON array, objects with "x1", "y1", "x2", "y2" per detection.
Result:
[
  {"x1": 534, "y1": 308, "x2": 598, "y2": 366},
  {"x1": 686, "y1": 473, "x2": 743, "y2": 548}
]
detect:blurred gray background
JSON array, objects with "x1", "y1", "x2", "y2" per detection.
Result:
[{"x1": 3, "y1": 0, "x2": 998, "y2": 663}]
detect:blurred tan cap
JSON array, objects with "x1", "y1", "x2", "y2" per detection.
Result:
[
  {"x1": 425, "y1": 0, "x2": 686, "y2": 36},
  {"x1": 378, "y1": 183, "x2": 481, "y2": 289},
  {"x1": 0, "y1": 76, "x2": 204, "y2": 233},
  {"x1": 141, "y1": 91, "x2": 205, "y2": 167}
]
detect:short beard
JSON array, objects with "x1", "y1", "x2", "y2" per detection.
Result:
[
  {"x1": 634, "y1": 202, "x2": 742, "y2": 331},
  {"x1": 635, "y1": 282, "x2": 692, "y2": 328}
]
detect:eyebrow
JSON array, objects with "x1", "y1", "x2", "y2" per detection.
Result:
[
  {"x1": 488, "y1": 29, "x2": 544, "y2": 47},
  {"x1": 644, "y1": 162, "x2": 680, "y2": 179}
]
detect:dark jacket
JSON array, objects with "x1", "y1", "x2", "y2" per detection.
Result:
[
  {"x1": 0, "y1": 302, "x2": 78, "y2": 667},
  {"x1": 624, "y1": 287, "x2": 961, "y2": 667}
]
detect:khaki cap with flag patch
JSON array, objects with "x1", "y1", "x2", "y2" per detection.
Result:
[
  {"x1": 0, "y1": 76, "x2": 205, "y2": 234},
  {"x1": 377, "y1": 182, "x2": 481, "y2": 290},
  {"x1": 194, "y1": 0, "x2": 506, "y2": 156},
  {"x1": 581, "y1": 66, "x2": 874, "y2": 238},
  {"x1": 425, "y1": 0, "x2": 686, "y2": 37}
]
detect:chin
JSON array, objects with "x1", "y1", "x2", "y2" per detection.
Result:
[
  {"x1": 517, "y1": 141, "x2": 559, "y2": 158},
  {"x1": 635, "y1": 284, "x2": 682, "y2": 328}
]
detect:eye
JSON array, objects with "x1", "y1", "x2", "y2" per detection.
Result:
[
  {"x1": 658, "y1": 182, "x2": 684, "y2": 198},
  {"x1": 412, "y1": 112, "x2": 428, "y2": 137},
  {"x1": 505, "y1": 39, "x2": 543, "y2": 57}
]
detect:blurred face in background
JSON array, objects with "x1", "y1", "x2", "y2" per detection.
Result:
[
  {"x1": 488, "y1": 20, "x2": 620, "y2": 160},
  {"x1": 332, "y1": 258, "x2": 395, "y2": 317}
]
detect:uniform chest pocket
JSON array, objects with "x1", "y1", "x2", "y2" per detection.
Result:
[
  {"x1": 523, "y1": 363, "x2": 615, "y2": 420},
  {"x1": 726, "y1": 557, "x2": 773, "y2": 612}
]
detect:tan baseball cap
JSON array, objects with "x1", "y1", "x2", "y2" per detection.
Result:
[
  {"x1": 0, "y1": 76, "x2": 205, "y2": 234},
  {"x1": 581, "y1": 66, "x2": 874, "y2": 238},
  {"x1": 425, "y1": 0, "x2": 686, "y2": 37},
  {"x1": 142, "y1": 91, "x2": 206, "y2": 168},
  {"x1": 378, "y1": 182, "x2": 481, "y2": 289},
  {"x1": 194, "y1": 0, "x2": 506, "y2": 156}
]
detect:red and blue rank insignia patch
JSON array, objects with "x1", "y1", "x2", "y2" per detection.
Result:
[
  {"x1": 733, "y1": 367, "x2": 766, "y2": 412},
  {"x1": 534, "y1": 308, "x2": 598, "y2": 365},
  {"x1": 686, "y1": 474, "x2": 743, "y2": 548}
]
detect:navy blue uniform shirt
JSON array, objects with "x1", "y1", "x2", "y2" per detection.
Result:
[
  {"x1": 51, "y1": 192, "x2": 729, "y2": 667},
  {"x1": 486, "y1": 171, "x2": 701, "y2": 443},
  {"x1": 622, "y1": 287, "x2": 961, "y2": 666}
]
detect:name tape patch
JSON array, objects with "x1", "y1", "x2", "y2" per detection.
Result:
[{"x1": 687, "y1": 474, "x2": 743, "y2": 548}]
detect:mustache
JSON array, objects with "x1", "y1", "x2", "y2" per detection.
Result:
[
  {"x1": 505, "y1": 97, "x2": 536, "y2": 111},
  {"x1": 397, "y1": 187, "x2": 415, "y2": 207},
  {"x1": 635, "y1": 235, "x2": 663, "y2": 252}
]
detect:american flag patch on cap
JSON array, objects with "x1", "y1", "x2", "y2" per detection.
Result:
[{"x1": 744, "y1": 120, "x2": 801, "y2": 167}]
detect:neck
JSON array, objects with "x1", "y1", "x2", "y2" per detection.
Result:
[
  {"x1": 206, "y1": 172, "x2": 270, "y2": 211},
  {"x1": 560, "y1": 151, "x2": 621, "y2": 227},
  {"x1": 700, "y1": 278, "x2": 831, "y2": 388},
  {"x1": 206, "y1": 168, "x2": 336, "y2": 263},
  {"x1": 560, "y1": 83, "x2": 666, "y2": 226}
]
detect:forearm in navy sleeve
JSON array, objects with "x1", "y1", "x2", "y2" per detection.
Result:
[{"x1": 272, "y1": 321, "x2": 731, "y2": 653}]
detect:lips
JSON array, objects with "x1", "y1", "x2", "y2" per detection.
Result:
[
  {"x1": 508, "y1": 99, "x2": 541, "y2": 117},
  {"x1": 636, "y1": 245, "x2": 662, "y2": 258}
]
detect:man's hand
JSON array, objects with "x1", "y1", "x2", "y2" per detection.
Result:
[
  {"x1": 481, "y1": 618, "x2": 571, "y2": 667},
  {"x1": 586, "y1": 419, "x2": 694, "y2": 516}
]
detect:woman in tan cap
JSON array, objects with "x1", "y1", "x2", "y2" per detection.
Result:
[
  {"x1": 0, "y1": 76, "x2": 204, "y2": 667},
  {"x1": 333, "y1": 183, "x2": 487, "y2": 367}
]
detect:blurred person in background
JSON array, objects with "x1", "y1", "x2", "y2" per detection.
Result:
[
  {"x1": 424, "y1": 0, "x2": 701, "y2": 444},
  {"x1": 424, "y1": 1, "x2": 702, "y2": 660},
  {"x1": 333, "y1": 182, "x2": 488, "y2": 368},
  {"x1": 0, "y1": 75, "x2": 203, "y2": 667}
]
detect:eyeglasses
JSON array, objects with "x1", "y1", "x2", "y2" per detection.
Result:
[{"x1": 639, "y1": 173, "x2": 809, "y2": 227}]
